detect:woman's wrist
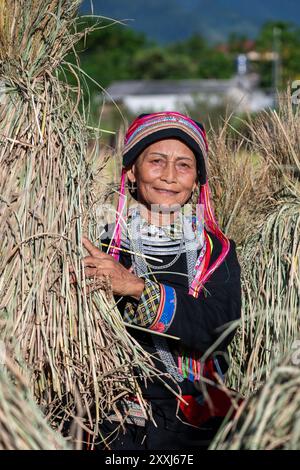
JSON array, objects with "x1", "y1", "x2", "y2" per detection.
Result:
[{"x1": 128, "y1": 277, "x2": 145, "y2": 301}]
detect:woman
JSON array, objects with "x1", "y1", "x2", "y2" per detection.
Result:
[{"x1": 82, "y1": 112, "x2": 241, "y2": 450}]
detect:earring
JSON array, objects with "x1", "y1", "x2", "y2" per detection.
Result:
[
  {"x1": 129, "y1": 181, "x2": 137, "y2": 191},
  {"x1": 189, "y1": 190, "x2": 196, "y2": 202}
]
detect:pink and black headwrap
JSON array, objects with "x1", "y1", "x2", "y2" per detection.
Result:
[
  {"x1": 123, "y1": 112, "x2": 208, "y2": 185},
  {"x1": 110, "y1": 111, "x2": 230, "y2": 298}
]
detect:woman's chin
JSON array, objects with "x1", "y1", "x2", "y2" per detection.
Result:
[
  {"x1": 149, "y1": 200, "x2": 182, "y2": 212},
  {"x1": 137, "y1": 191, "x2": 188, "y2": 210}
]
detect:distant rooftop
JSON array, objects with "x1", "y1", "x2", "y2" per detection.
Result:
[
  {"x1": 103, "y1": 75, "x2": 270, "y2": 114},
  {"x1": 106, "y1": 79, "x2": 240, "y2": 100}
]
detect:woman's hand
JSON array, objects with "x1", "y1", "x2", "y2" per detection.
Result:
[{"x1": 72, "y1": 237, "x2": 145, "y2": 300}]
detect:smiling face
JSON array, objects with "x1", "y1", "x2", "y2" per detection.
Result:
[{"x1": 126, "y1": 139, "x2": 198, "y2": 214}]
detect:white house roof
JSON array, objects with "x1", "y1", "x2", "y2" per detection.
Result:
[
  {"x1": 106, "y1": 79, "x2": 238, "y2": 101},
  {"x1": 103, "y1": 75, "x2": 272, "y2": 114}
]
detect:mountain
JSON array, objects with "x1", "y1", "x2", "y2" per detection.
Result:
[{"x1": 80, "y1": 0, "x2": 300, "y2": 43}]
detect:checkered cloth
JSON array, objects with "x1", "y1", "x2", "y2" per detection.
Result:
[{"x1": 124, "y1": 278, "x2": 161, "y2": 327}]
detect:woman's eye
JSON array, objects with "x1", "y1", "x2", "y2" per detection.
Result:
[{"x1": 178, "y1": 163, "x2": 190, "y2": 169}]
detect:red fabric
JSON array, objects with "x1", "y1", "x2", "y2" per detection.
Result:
[
  {"x1": 179, "y1": 385, "x2": 243, "y2": 427},
  {"x1": 178, "y1": 357, "x2": 243, "y2": 427}
]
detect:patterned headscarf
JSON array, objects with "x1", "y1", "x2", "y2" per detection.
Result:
[{"x1": 123, "y1": 111, "x2": 208, "y2": 185}]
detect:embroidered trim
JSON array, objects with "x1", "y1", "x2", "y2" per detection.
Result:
[
  {"x1": 177, "y1": 353, "x2": 224, "y2": 383},
  {"x1": 178, "y1": 350, "x2": 203, "y2": 382},
  {"x1": 152, "y1": 335, "x2": 184, "y2": 383},
  {"x1": 149, "y1": 284, "x2": 177, "y2": 333},
  {"x1": 123, "y1": 278, "x2": 160, "y2": 327},
  {"x1": 107, "y1": 398, "x2": 147, "y2": 427},
  {"x1": 188, "y1": 231, "x2": 213, "y2": 298}
]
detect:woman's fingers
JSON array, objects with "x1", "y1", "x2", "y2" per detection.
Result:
[
  {"x1": 85, "y1": 275, "x2": 111, "y2": 295},
  {"x1": 82, "y1": 256, "x2": 99, "y2": 267},
  {"x1": 69, "y1": 267, "x2": 97, "y2": 281},
  {"x1": 68, "y1": 237, "x2": 118, "y2": 291},
  {"x1": 83, "y1": 255, "x2": 115, "y2": 269},
  {"x1": 82, "y1": 237, "x2": 104, "y2": 258},
  {"x1": 83, "y1": 267, "x2": 98, "y2": 278},
  {"x1": 69, "y1": 265, "x2": 106, "y2": 279},
  {"x1": 83, "y1": 266, "x2": 113, "y2": 280},
  {"x1": 69, "y1": 272, "x2": 77, "y2": 284},
  {"x1": 69, "y1": 267, "x2": 109, "y2": 286}
]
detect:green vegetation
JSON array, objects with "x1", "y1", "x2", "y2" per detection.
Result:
[
  {"x1": 255, "y1": 21, "x2": 300, "y2": 89},
  {"x1": 65, "y1": 18, "x2": 300, "y2": 97}
]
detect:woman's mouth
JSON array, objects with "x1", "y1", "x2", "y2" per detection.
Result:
[{"x1": 153, "y1": 188, "x2": 178, "y2": 195}]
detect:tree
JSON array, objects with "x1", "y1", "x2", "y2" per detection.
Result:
[
  {"x1": 255, "y1": 21, "x2": 300, "y2": 88},
  {"x1": 132, "y1": 47, "x2": 196, "y2": 79}
]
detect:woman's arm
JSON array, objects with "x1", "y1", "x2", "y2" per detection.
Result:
[{"x1": 124, "y1": 240, "x2": 241, "y2": 352}]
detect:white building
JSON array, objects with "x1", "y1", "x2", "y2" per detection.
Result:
[{"x1": 105, "y1": 75, "x2": 274, "y2": 115}]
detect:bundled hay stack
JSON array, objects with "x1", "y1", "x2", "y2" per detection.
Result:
[
  {"x1": 0, "y1": 0, "x2": 158, "y2": 445},
  {"x1": 207, "y1": 116, "x2": 278, "y2": 247},
  {"x1": 170, "y1": 86, "x2": 300, "y2": 451},
  {"x1": 210, "y1": 357, "x2": 300, "y2": 450},
  {"x1": 250, "y1": 89, "x2": 300, "y2": 192},
  {"x1": 225, "y1": 91, "x2": 300, "y2": 394},
  {"x1": 0, "y1": 352, "x2": 68, "y2": 450},
  {"x1": 226, "y1": 194, "x2": 300, "y2": 394},
  {"x1": 205, "y1": 91, "x2": 299, "y2": 450}
]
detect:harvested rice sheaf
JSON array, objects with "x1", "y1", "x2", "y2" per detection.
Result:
[
  {"x1": 211, "y1": 358, "x2": 300, "y2": 450},
  {"x1": 0, "y1": 354, "x2": 68, "y2": 450},
  {"x1": 226, "y1": 193, "x2": 300, "y2": 394},
  {"x1": 0, "y1": 0, "x2": 158, "y2": 443},
  {"x1": 223, "y1": 93, "x2": 300, "y2": 394},
  {"x1": 208, "y1": 92, "x2": 300, "y2": 450}
]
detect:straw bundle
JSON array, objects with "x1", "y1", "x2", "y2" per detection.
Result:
[
  {"x1": 206, "y1": 116, "x2": 278, "y2": 246},
  {"x1": 224, "y1": 91, "x2": 300, "y2": 393},
  {"x1": 0, "y1": 0, "x2": 159, "y2": 443},
  {"x1": 227, "y1": 193, "x2": 300, "y2": 393},
  {"x1": 0, "y1": 352, "x2": 68, "y2": 450},
  {"x1": 210, "y1": 357, "x2": 300, "y2": 450},
  {"x1": 250, "y1": 89, "x2": 300, "y2": 195}
]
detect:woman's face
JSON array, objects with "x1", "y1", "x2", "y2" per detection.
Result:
[{"x1": 127, "y1": 139, "x2": 198, "y2": 210}]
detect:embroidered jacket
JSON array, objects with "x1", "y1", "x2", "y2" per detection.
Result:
[{"x1": 103, "y1": 228, "x2": 241, "y2": 398}]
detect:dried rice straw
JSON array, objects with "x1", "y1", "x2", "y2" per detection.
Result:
[
  {"x1": 0, "y1": 0, "x2": 165, "y2": 447},
  {"x1": 0, "y1": 351, "x2": 68, "y2": 449},
  {"x1": 211, "y1": 356, "x2": 300, "y2": 450}
]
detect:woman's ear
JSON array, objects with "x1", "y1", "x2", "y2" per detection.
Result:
[{"x1": 126, "y1": 164, "x2": 136, "y2": 183}]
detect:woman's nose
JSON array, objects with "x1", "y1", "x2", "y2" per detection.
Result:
[{"x1": 161, "y1": 161, "x2": 177, "y2": 183}]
